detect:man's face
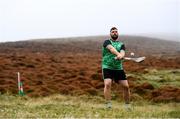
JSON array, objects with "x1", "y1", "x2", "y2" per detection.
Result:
[{"x1": 110, "y1": 29, "x2": 118, "y2": 40}]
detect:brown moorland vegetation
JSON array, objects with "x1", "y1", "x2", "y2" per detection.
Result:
[{"x1": 0, "y1": 35, "x2": 179, "y2": 102}]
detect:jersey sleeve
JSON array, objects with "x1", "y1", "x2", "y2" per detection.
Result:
[
  {"x1": 120, "y1": 44, "x2": 125, "y2": 51},
  {"x1": 103, "y1": 40, "x2": 111, "y2": 48}
]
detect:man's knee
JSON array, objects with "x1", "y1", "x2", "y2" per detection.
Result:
[
  {"x1": 105, "y1": 83, "x2": 111, "y2": 89},
  {"x1": 104, "y1": 80, "x2": 112, "y2": 89},
  {"x1": 123, "y1": 84, "x2": 129, "y2": 90},
  {"x1": 120, "y1": 80, "x2": 129, "y2": 89}
]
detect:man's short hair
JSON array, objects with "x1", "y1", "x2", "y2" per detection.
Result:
[{"x1": 110, "y1": 27, "x2": 118, "y2": 32}]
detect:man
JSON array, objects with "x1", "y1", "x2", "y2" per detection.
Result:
[{"x1": 102, "y1": 27, "x2": 131, "y2": 109}]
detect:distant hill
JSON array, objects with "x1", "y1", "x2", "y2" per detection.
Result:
[{"x1": 0, "y1": 35, "x2": 180, "y2": 57}]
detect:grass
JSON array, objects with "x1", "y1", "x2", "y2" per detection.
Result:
[
  {"x1": 0, "y1": 69, "x2": 179, "y2": 118},
  {"x1": 129, "y1": 69, "x2": 180, "y2": 88},
  {"x1": 0, "y1": 94, "x2": 179, "y2": 118}
]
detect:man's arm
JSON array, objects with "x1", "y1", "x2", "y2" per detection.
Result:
[
  {"x1": 120, "y1": 50, "x2": 125, "y2": 58},
  {"x1": 106, "y1": 45, "x2": 124, "y2": 59}
]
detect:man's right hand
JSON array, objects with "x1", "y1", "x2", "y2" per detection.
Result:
[{"x1": 115, "y1": 53, "x2": 123, "y2": 60}]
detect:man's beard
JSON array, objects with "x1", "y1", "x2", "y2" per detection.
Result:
[{"x1": 111, "y1": 34, "x2": 118, "y2": 40}]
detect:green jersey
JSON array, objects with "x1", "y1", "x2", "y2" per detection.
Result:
[{"x1": 102, "y1": 39, "x2": 125, "y2": 70}]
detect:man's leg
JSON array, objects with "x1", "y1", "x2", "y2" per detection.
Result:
[
  {"x1": 104, "y1": 78, "x2": 112, "y2": 108},
  {"x1": 119, "y1": 80, "x2": 130, "y2": 104},
  {"x1": 119, "y1": 80, "x2": 132, "y2": 111},
  {"x1": 104, "y1": 78, "x2": 112, "y2": 101}
]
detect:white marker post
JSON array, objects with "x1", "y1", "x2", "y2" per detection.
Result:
[{"x1": 17, "y1": 72, "x2": 24, "y2": 96}]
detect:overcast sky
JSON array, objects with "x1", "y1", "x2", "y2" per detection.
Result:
[{"x1": 0, "y1": 0, "x2": 179, "y2": 42}]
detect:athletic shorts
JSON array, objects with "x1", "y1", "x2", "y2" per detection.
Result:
[{"x1": 102, "y1": 68, "x2": 127, "y2": 83}]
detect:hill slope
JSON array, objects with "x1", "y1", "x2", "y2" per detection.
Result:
[{"x1": 0, "y1": 35, "x2": 179, "y2": 102}]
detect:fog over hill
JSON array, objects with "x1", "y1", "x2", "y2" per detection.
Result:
[{"x1": 135, "y1": 33, "x2": 180, "y2": 42}]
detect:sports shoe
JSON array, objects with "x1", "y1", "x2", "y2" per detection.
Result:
[
  {"x1": 124, "y1": 103, "x2": 132, "y2": 111},
  {"x1": 105, "y1": 101, "x2": 112, "y2": 109}
]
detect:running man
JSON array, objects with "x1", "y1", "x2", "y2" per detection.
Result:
[{"x1": 102, "y1": 27, "x2": 131, "y2": 109}]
